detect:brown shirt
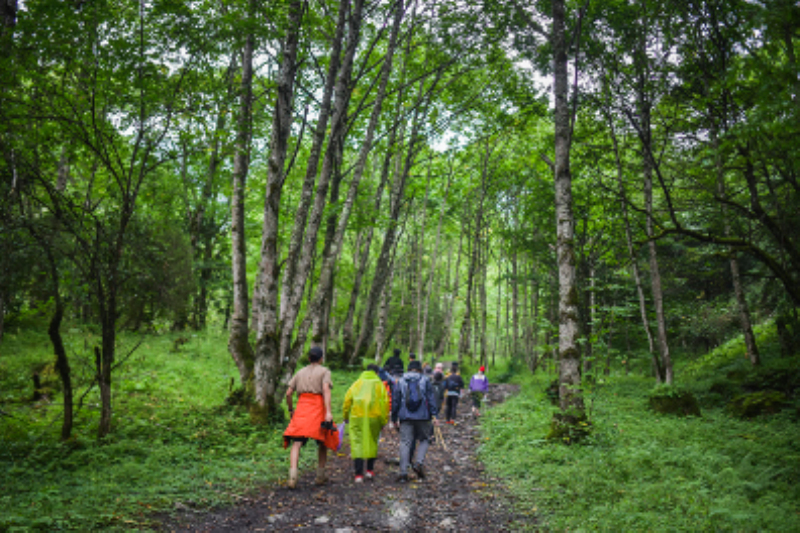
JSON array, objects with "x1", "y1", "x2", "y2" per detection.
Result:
[{"x1": 287, "y1": 364, "x2": 333, "y2": 395}]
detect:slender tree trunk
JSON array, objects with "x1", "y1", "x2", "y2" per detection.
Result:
[
  {"x1": 530, "y1": 278, "x2": 540, "y2": 371},
  {"x1": 714, "y1": 132, "x2": 759, "y2": 366},
  {"x1": 479, "y1": 235, "x2": 489, "y2": 367},
  {"x1": 606, "y1": 115, "x2": 659, "y2": 378},
  {"x1": 251, "y1": 0, "x2": 303, "y2": 422},
  {"x1": 228, "y1": 1, "x2": 256, "y2": 390},
  {"x1": 419, "y1": 166, "x2": 452, "y2": 363},
  {"x1": 641, "y1": 99, "x2": 672, "y2": 384},
  {"x1": 295, "y1": 0, "x2": 403, "y2": 365},
  {"x1": 436, "y1": 231, "x2": 463, "y2": 359},
  {"x1": 511, "y1": 249, "x2": 520, "y2": 360},
  {"x1": 553, "y1": 0, "x2": 583, "y2": 413},
  {"x1": 280, "y1": 0, "x2": 359, "y2": 360}
]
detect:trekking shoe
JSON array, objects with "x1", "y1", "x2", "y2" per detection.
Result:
[
  {"x1": 315, "y1": 469, "x2": 329, "y2": 486},
  {"x1": 396, "y1": 474, "x2": 409, "y2": 483},
  {"x1": 365, "y1": 470, "x2": 374, "y2": 480},
  {"x1": 412, "y1": 463, "x2": 426, "y2": 480},
  {"x1": 354, "y1": 475, "x2": 364, "y2": 483}
]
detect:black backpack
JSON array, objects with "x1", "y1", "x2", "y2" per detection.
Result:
[{"x1": 405, "y1": 379, "x2": 425, "y2": 412}]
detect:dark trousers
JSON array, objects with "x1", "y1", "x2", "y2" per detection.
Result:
[
  {"x1": 445, "y1": 395, "x2": 459, "y2": 421},
  {"x1": 354, "y1": 458, "x2": 375, "y2": 476}
]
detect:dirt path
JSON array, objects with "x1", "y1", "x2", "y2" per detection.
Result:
[{"x1": 159, "y1": 383, "x2": 524, "y2": 532}]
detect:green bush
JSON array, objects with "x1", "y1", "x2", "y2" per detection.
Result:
[
  {"x1": 727, "y1": 390, "x2": 789, "y2": 419},
  {"x1": 648, "y1": 385, "x2": 702, "y2": 417}
]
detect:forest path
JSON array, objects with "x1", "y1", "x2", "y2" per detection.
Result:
[{"x1": 159, "y1": 383, "x2": 525, "y2": 532}]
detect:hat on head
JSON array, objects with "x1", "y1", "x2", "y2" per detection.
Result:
[
  {"x1": 408, "y1": 360, "x2": 422, "y2": 371},
  {"x1": 480, "y1": 366, "x2": 485, "y2": 372},
  {"x1": 394, "y1": 348, "x2": 401, "y2": 356},
  {"x1": 308, "y1": 346, "x2": 324, "y2": 362},
  {"x1": 409, "y1": 352, "x2": 417, "y2": 360}
]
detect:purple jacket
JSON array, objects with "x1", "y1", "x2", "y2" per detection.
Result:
[{"x1": 469, "y1": 373, "x2": 489, "y2": 393}]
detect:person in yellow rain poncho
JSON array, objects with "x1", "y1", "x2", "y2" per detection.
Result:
[{"x1": 342, "y1": 364, "x2": 389, "y2": 483}]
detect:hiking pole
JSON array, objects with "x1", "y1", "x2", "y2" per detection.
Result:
[{"x1": 434, "y1": 424, "x2": 448, "y2": 451}]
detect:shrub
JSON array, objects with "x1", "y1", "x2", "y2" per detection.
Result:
[
  {"x1": 648, "y1": 385, "x2": 702, "y2": 417},
  {"x1": 727, "y1": 390, "x2": 789, "y2": 419}
]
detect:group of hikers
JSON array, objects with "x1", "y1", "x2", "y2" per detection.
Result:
[{"x1": 282, "y1": 346, "x2": 490, "y2": 489}]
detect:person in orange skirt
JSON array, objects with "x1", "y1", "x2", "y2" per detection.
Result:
[{"x1": 284, "y1": 346, "x2": 337, "y2": 489}]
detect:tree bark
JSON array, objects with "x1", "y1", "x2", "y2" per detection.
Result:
[
  {"x1": 553, "y1": 0, "x2": 584, "y2": 412},
  {"x1": 228, "y1": 0, "x2": 256, "y2": 391}
]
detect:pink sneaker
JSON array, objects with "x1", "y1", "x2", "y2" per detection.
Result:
[
  {"x1": 365, "y1": 470, "x2": 374, "y2": 480},
  {"x1": 354, "y1": 475, "x2": 364, "y2": 483}
]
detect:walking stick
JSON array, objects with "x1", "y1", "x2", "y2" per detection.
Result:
[{"x1": 434, "y1": 424, "x2": 448, "y2": 451}]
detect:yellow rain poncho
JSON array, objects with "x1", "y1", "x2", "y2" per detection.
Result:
[{"x1": 342, "y1": 370, "x2": 389, "y2": 459}]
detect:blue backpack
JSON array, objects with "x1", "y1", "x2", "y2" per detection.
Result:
[{"x1": 405, "y1": 379, "x2": 424, "y2": 412}]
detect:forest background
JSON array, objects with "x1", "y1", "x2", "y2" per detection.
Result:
[{"x1": 1, "y1": 0, "x2": 799, "y2": 531}]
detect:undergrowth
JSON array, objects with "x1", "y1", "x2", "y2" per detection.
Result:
[
  {"x1": 480, "y1": 342, "x2": 800, "y2": 531},
  {"x1": 0, "y1": 328, "x2": 356, "y2": 532}
]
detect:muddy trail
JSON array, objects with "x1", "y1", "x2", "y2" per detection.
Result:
[{"x1": 158, "y1": 383, "x2": 525, "y2": 532}]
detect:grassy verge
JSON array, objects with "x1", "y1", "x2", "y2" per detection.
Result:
[
  {"x1": 0, "y1": 328, "x2": 356, "y2": 531},
  {"x1": 479, "y1": 366, "x2": 800, "y2": 531}
]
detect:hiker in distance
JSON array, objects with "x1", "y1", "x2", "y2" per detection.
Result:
[
  {"x1": 443, "y1": 365, "x2": 465, "y2": 424},
  {"x1": 342, "y1": 364, "x2": 389, "y2": 483},
  {"x1": 384, "y1": 348, "x2": 405, "y2": 378},
  {"x1": 469, "y1": 365, "x2": 489, "y2": 417},
  {"x1": 283, "y1": 346, "x2": 338, "y2": 489},
  {"x1": 391, "y1": 360, "x2": 438, "y2": 482}
]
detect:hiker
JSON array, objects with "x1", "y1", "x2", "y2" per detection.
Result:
[
  {"x1": 431, "y1": 370, "x2": 446, "y2": 419},
  {"x1": 384, "y1": 348, "x2": 405, "y2": 378},
  {"x1": 469, "y1": 365, "x2": 489, "y2": 416},
  {"x1": 343, "y1": 364, "x2": 389, "y2": 483},
  {"x1": 434, "y1": 362, "x2": 444, "y2": 376},
  {"x1": 422, "y1": 361, "x2": 433, "y2": 376},
  {"x1": 391, "y1": 360, "x2": 438, "y2": 482},
  {"x1": 443, "y1": 367, "x2": 465, "y2": 424},
  {"x1": 283, "y1": 346, "x2": 338, "y2": 489}
]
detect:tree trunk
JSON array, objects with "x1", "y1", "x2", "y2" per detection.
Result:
[
  {"x1": 251, "y1": 0, "x2": 303, "y2": 422},
  {"x1": 228, "y1": 1, "x2": 256, "y2": 390},
  {"x1": 436, "y1": 232, "x2": 462, "y2": 359},
  {"x1": 553, "y1": 0, "x2": 583, "y2": 413},
  {"x1": 714, "y1": 132, "x2": 760, "y2": 366},
  {"x1": 281, "y1": 0, "x2": 354, "y2": 350},
  {"x1": 606, "y1": 114, "x2": 659, "y2": 379},
  {"x1": 512, "y1": 249, "x2": 520, "y2": 359},
  {"x1": 641, "y1": 98, "x2": 672, "y2": 384}
]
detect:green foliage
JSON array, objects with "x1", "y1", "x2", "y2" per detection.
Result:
[
  {"x1": 648, "y1": 385, "x2": 702, "y2": 417},
  {"x1": 0, "y1": 328, "x2": 358, "y2": 531},
  {"x1": 479, "y1": 373, "x2": 800, "y2": 531},
  {"x1": 683, "y1": 320, "x2": 780, "y2": 378},
  {"x1": 727, "y1": 390, "x2": 789, "y2": 419}
]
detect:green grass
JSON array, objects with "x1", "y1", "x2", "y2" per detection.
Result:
[
  {"x1": 0, "y1": 327, "x2": 357, "y2": 532},
  {"x1": 480, "y1": 370, "x2": 800, "y2": 531}
]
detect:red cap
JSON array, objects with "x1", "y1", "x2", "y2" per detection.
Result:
[{"x1": 479, "y1": 366, "x2": 485, "y2": 372}]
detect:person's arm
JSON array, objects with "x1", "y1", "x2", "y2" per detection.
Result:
[
  {"x1": 285, "y1": 386, "x2": 295, "y2": 417},
  {"x1": 343, "y1": 386, "x2": 353, "y2": 423},
  {"x1": 425, "y1": 380, "x2": 438, "y2": 422},
  {"x1": 323, "y1": 382, "x2": 333, "y2": 423},
  {"x1": 391, "y1": 380, "x2": 401, "y2": 425}
]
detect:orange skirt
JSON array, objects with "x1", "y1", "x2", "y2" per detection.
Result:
[{"x1": 283, "y1": 393, "x2": 338, "y2": 451}]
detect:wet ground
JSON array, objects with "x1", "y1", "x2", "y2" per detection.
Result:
[{"x1": 157, "y1": 383, "x2": 528, "y2": 532}]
